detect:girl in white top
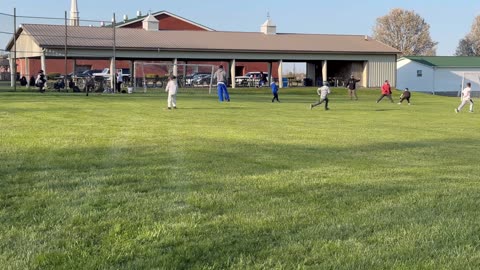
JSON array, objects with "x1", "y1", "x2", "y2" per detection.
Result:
[
  {"x1": 165, "y1": 75, "x2": 178, "y2": 109},
  {"x1": 455, "y1": 82, "x2": 473, "y2": 113}
]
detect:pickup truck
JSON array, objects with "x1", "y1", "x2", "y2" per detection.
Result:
[{"x1": 93, "y1": 68, "x2": 130, "y2": 82}]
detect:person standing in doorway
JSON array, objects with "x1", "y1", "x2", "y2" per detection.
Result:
[
  {"x1": 376, "y1": 80, "x2": 394, "y2": 103},
  {"x1": 455, "y1": 82, "x2": 474, "y2": 113},
  {"x1": 310, "y1": 81, "x2": 330, "y2": 110},
  {"x1": 271, "y1": 80, "x2": 280, "y2": 102},
  {"x1": 165, "y1": 75, "x2": 177, "y2": 110},
  {"x1": 214, "y1": 65, "x2": 230, "y2": 102},
  {"x1": 345, "y1": 74, "x2": 360, "y2": 100}
]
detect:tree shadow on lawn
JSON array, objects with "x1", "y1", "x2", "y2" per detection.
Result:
[
  {"x1": 2, "y1": 137, "x2": 479, "y2": 268},
  {"x1": 373, "y1": 108, "x2": 398, "y2": 111},
  {"x1": 2, "y1": 137, "x2": 475, "y2": 202}
]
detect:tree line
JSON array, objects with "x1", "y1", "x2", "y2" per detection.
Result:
[{"x1": 372, "y1": 8, "x2": 480, "y2": 56}]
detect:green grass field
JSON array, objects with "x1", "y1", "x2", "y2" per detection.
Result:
[{"x1": 1, "y1": 86, "x2": 480, "y2": 269}]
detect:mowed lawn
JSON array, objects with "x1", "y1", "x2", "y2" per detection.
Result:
[{"x1": 1, "y1": 87, "x2": 480, "y2": 269}]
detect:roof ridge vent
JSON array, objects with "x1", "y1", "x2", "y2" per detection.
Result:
[{"x1": 142, "y1": 13, "x2": 159, "y2": 31}]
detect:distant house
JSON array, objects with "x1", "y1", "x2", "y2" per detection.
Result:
[{"x1": 397, "y1": 56, "x2": 480, "y2": 94}]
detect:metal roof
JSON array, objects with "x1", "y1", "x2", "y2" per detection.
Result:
[
  {"x1": 400, "y1": 56, "x2": 480, "y2": 68},
  {"x1": 8, "y1": 24, "x2": 400, "y2": 55}
]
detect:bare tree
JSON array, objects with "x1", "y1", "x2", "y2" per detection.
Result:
[
  {"x1": 456, "y1": 15, "x2": 480, "y2": 56},
  {"x1": 373, "y1": 8, "x2": 438, "y2": 56}
]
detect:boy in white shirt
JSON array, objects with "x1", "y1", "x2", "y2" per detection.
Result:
[
  {"x1": 455, "y1": 82, "x2": 473, "y2": 113},
  {"x1": 165, "y1": 75, "x2": 178, "y2": 110},
  {"x1": 310, "y1": 81, "x2": 331, "y2": 110}
]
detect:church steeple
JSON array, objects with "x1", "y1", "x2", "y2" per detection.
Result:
[{"x1": 69, "y1": 0, "x2": 79, "y2": 26}]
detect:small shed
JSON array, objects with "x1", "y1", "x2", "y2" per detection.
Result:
[{"x1": 397, "y1": 56, "x2": 480, "y2": 95}]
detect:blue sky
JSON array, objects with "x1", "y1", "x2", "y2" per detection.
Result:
[{"x1": 1, "y1": 0, "x2": 479, "y2": 56}]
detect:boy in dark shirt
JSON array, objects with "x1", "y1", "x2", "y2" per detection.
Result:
[
  {"x1": 398, "y1": 88, "x2": 411, "y2": 105},
  {"x1": 345, "y1": 75, "x2": 360, "y2": 100}
]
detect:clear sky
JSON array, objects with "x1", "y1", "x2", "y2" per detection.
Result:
[{"x1": 1, "y1": 0, "x2": 479, "y2": 56}]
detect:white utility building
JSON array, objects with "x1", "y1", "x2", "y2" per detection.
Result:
[{"x1": 397, "y1": 56, "x2": 480, "y2": 95}]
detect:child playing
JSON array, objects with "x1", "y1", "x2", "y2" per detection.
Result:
[
  {"x1": 376, "y1": 80, "x2": 394, "y2": 103},
  {"x1": 398, "y1": 87, "x2": 411, "y2": 105},
  {"x1": 271, "y1": 80, "x2": 280, "y2": 102},
  {"x1": 165, "y1": 75, "x2": 178, "y2": 109},
  {"x1": 455, "y1": 82, "x2": 473, "y2": 113},
  {"x1": 310, "y1": 81, "x2": 330, "y2": 110}
]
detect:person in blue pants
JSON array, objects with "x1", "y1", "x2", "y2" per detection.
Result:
[
  {"x1": 271, "y1": 80, "x2": 280, "y2": 102},
  {"x1": 214, "y1": 65, "x2": 230, "y2": 102}
]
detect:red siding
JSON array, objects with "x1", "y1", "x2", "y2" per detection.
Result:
[
  {"x1": 120, "y1": 14, "x2": 207, "y2": 31},
  {"x1": 16, "y1": 59, "x2": 131, "y2": 77}
]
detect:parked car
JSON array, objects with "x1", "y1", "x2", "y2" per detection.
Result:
[
  {"x1": 235, "y1": 72, "x2": 269, "y2": 86},
  {"x1": 185, "y1": 72, "x2": 211, "y2": 86},
  {"x1": 78, "y1": 69, "x2": 102, "y2": 77},
  {"x1": 57, "y1": 70, "x2": 87, "y2": 79},
  {"x1": 192, "y1": 74, "x2": 212, "y2": 86}
]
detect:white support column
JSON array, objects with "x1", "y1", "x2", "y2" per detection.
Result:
[
  {"x1": 182, "y1": 61, "x2": 186, "y2": 80},
  {"x1": 172, "y1": 58, "x2": 178, "y2": 76},
  {"x1": 110, "y1": 57, "x2": 115, "y2": 90},
  {"x1": 25, "y1": 57, "x2": 30, "y2": 89},
  {"x1": 322, "y1": 60, "x2": 327, "y2": 83},
  {"x1": 230, "y1": 59, "x2": 236, "y2": 89},
  {"x1": 278, "y1": 60, "x2": 284, "y2": 88},
  {"x1": 71, "y1": 60, "x2": 76, "y2": 87},
  {"x1": 41, "y1": 53, "x2": 46, "y2": 75},
  {"x1": 9, "y1": 57, "x2": 15, "y2": 87},
  {"x1": 267, "y1": 62, "x2": 272, "y2": 85},
  {"x1": 362, "y1": 61, "x2": 368, "y2": 87},
  {"x1": 129, "y1": 60, "x2": 134, "y2": 86}
]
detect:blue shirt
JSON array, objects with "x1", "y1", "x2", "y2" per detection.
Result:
[{"x1": 271, "y1": 83, "x2": 278, "y2": 94}]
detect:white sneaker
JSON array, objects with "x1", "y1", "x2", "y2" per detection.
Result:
[
  {"x1": 309, "y1": 104, "x2": 312, "y2": 110},
  {"x1": 455, "y1": 109, "x2": 459, "y2": 113},
  {"x1": 397, "y1": 102, "x2": 401, "y2": 105},
  {"x1": 469, "y1": 110, "x2": 474, "y2": 113},
  {"x1": 408, "y1": 103, "x2": 411, "y2": 105}
]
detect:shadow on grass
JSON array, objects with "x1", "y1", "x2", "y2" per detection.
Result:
[
  {"x1": 1, "y1": 137, "x2": 479, "y2": 268},
  {"x1": 373, "y1": 108, "x2": 398, "y2": 111}
]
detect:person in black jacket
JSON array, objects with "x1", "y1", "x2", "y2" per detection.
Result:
[
  {"x1": 345, "y1": 75, "x2": 360, "y2": 100},
  {"x1": 35, "y1": 70, "x2": 46, "y2": 93},
  {"x1": 29, "y1": 76, "x2": 36, "y2": 87},
  {"x1": 398, "y1": 88, "x2": 411, "y2": 105},
  {"x1": 19, "y1": 76, "x2": 27, "y2": 86}
]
